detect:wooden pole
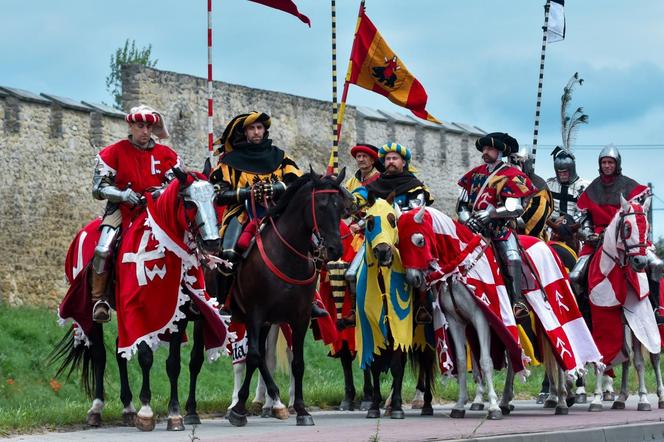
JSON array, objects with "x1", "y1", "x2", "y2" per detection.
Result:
[
  {"x1": 207, "y1": 0, "x2": 215, "y2": 164},
  {"x1": 530, "y1": 0, "x2": 552, "y2": 166},
  {"x1": 326, "y1": 0, "x2": 340, "y2": 175}
]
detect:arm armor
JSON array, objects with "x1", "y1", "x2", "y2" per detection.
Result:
[
  {"x1": 92, "y1": 168, "x2": 127, "y2": 203},
  {"x1": 272, "y1": 181, "x2": 287, "y2": 199},
  {"x1": 456, "y1": 188, "x2": 472, "y2": 224},
  {"x1": 578, "y1": 213, "x2": 594, "y2": 240},
  {"x1": 215, "y1": 187, "x2": 252, "y2": 205},
  {"x1": 491, "y1": 197, "x2": 524, "y2": 219}
]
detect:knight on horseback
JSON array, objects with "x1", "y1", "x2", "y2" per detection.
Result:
[
  {"x1": 457, "y1": 132, "x2": 538, "y2": 319},
  {"x1": 570, "y1": 144, "x2": 663, "y2": 315},
  {"x1": 209, "y1": 111, "x2": 327, "y2": 318},
  {"x1": 90, "y1": 105, "x2": 180, "y2": 323}
]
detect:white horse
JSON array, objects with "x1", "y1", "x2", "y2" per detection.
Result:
[{"x1": 586, "y1": 196, "x2": 664, "y2": 412}]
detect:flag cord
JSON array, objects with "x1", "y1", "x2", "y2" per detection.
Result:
[{"x1": 531, "y1": 0, "x2": 552, "y2": 166}]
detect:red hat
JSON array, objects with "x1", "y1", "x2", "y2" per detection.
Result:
[{"x1": 350, "y1": 144, "x2": 379, "y2": 161}]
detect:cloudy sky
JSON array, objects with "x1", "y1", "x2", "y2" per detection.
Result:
[{"x1": 2, "y1": 0, "x2": 663, "y2": 237}]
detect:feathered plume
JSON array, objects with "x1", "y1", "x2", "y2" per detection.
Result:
[{"x1": 560, "y1": 72, "x2": 589, "y2": 154}]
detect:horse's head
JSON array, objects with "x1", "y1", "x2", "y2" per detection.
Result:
[
  {"x1": 397, "y1": 206, "x2": 436, "y2": 289},
  {"x1": 363, "y1": 193, "x2": 399, "y2": 267},
  {"x1": 610, "y1": 195, "x2": 650, "y2": 272},
  {"x1": 307, "y1": 167, "x2": 348, "y2": 261},
  {"x1": 172, "y1": 168, "x2": 221, "y2": 254}
]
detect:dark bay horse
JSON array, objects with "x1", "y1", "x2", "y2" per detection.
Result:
[
  {"x1": 227, "y1": 170, "x2": 348, "y2": 427},
  {"x1": 51, "y1": 169, "x2": 226, "y2": 431}
]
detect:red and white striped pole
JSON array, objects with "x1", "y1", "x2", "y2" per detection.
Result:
[{"x1": 207, "y1": 0, "x2": 214, "y2": 163}]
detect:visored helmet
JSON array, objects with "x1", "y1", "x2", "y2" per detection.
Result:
[{"x1": 551, "y1": 146, "x2": 578, "y2": 183}]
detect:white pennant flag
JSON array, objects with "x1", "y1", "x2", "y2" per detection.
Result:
[{"x1": 547, "y1": 0, "x2": 566, "y2": 43}]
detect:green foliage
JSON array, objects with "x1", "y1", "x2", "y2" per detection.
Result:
[
  {"x1": 105, "y1": 39, "x2": 158, "y2": 109},
  {"x1": 655, "y1": 236, "x2": 664, "y2": 258}
]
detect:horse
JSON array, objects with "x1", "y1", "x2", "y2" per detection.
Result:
[
  {"x1": 354, "y1": 195, "x2": 413, "y2": 419},
  {"x1": 397, "y1": 205, "x2": 528, "y2": 420},
  {"x1": 585, "y1": 196, "x2": 664, "y2": 412},
  {"x1": 52, "y1": 169, "x2": 231, "y2": 431},
  {"x1": 226, "y1": 170, "x2": 348, "y2": 427}
]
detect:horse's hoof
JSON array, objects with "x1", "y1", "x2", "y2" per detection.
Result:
[
  {"x1": 411, "y1": 399, "x2": 424, "y2": 410},
  {"x1": 611, "y1": 401, "x2": 625, "y2": 410},
  {"x1": 575, "y1": 393, "x2": 587, "y2": 404},
  {"x1": 659, "y1": 400, "x2": 664, "y2": 409},
  {"x1": 136, "y1": 415, "x2": 156, "y2": 432},
  {"x1": 450, "y1": 408, "x2": 465, "y2": 419},
  {"x1": 421, "y1": 404, "x2": 434, "y2": 416},
  {"x1": 166, "y1": 416, "x2": 185, "y2": 431},
  {"x1": 487, "y1": 409, "x2": 502, "y2": 420},
  {"x1": 637, "y1": 402, "x2": 652, "y2": 411},
  {"x1": 122, "y1": 412, "x2": 137, "y2": 427},
  {"x1": 536, "y1": 393, "x2": 547, "y2": 404},
  {"x1": 86, "y1": 412, "x2": 102, "y2": 427},
  {"x1": 339, "y1": 399, "x2": 353, "y2": 411},
  {"x1": 566, "y1": 396, "x2": 576, "y2": 408},
  {"x1": 360, "y1": 400, "x2": 372, "y2": 411},
  {"x1": 383, "y1": 407, "x2": 391, "y2": 417},
  {"x1": 555, "y1": 406, "x2": 569, "y2": 415},
  {"x1": 499, "y1": 405, "x2": 511, "y2": 416},
  {"x1": 296, "y1": 415, "x2": 315, "y2": 426},
  {"x1": 470, "y1": 403, "x2": 484, "y2": 411},
  {"x1": 543, "y1": 399, "x2": 557, "y2": 409},
  {"x1": 603, "y1": 392, "x2": 615, "y2": 401},
  {"x1": 184, "y1": 414, "x2": 201, "y2": 425},
  {"x1": 390, "y1": 409, "x2": 405, "y2": 419},
  {"x1": 260, "y1": 407, "x2": 271, "y2": 418},
  {"x1": 272, "y1": 407, "x2": 289, "y2": 420},
  {"x1": 228, "y1": 410, "x2": 247, "y2": 427},
  {"x1": 588, "y1": 403, "x2": 603, "y2": 412},
  {"x1": 366, "y1": 409, "x2": 381, "y2": 419}
]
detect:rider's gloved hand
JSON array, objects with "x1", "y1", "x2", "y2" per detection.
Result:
[
  {"x1": 121, "y1": 189, "x2": 141, "y2": 206},
  {"x1": 467, "y1": 210, "x2": 489, "y2": 233}
]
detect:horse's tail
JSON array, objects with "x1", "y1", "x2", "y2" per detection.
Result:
[
  {"x1": 410, "y1": 345, "x2": 437, "y2": 394},
  {"x1": 47, "y1": 324, "x2": 104, "y2": 399}
]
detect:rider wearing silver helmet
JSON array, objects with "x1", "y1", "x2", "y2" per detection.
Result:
[
  {"x1": 570, "y1": 144, "x2": 662, "y2": 296},
  {"x1": 546, "y1": 146, "x2": 590, "y2": 222}
]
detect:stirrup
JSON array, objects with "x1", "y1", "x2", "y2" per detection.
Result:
[
  {"x1": 92, "y1": 300, "x2": 111, "y2": 323},
  {"x1": 311, "y1": 303, "x2": 329, "y2": 319},
  {"x1": 415, "y1": 306, "x2": 432, "y2": 324},
  {"x1": 513, "y1": 301, "x2": 530, "y2": 320}
]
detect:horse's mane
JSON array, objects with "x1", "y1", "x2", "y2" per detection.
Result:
[{"x1": 266, "y1": 173, "x2": 339, "y2": 219}]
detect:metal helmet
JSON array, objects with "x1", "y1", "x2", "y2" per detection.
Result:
[
  {"x1": 551, "y1": 146, "x2": 578, "y2": 183},
  {"x1": 598, "y1": 143, "x2": 622, "y2": 175},
  {"x1": 509, "y1": 147, "x2": 535, "y2": 177}
]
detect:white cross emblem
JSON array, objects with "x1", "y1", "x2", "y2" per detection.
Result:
[
  {"x1": 122, "y1": 230, "x2": 167, "y2": 286},
  {"x1": 151, "y1": 155, "x2": 161, "y2": 175},
  {"x1": 72, "y1": 231, "x2": 87, "y2": 280},
  {"x1": 479, "y1": 292, "x2": 491, "y2": 305},
  {"x1": 556, "y1": 337, "x2": 572, "y2": 360},
  {"x1": 555, "y1": 290, "x2": 570, "y2": 312}
]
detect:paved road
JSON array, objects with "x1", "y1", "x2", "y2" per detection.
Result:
[{"x1": 7, "y1": 396, "x2": 664, "y2": 442}]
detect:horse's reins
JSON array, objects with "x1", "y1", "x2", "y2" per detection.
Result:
[
  {"x1": 253, "y1": 186, "x2": 339, "y2": 285},
  {"x1": 602, "y1": 210, "x2": 648, "y2": 268}
]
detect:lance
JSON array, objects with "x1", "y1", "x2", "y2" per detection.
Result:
[
  {"x1": 530, "y1": 0, "x2": 552, "y2": 166},
  {"x1": 326, "y1": 0, "x2": 340, "y2": 175},
  {"x1": 333, "y1": 0, "x2": 365, "y2": 170},
  {"x1": 206, "y1": 0, "x2": 214, "y2": 167}
]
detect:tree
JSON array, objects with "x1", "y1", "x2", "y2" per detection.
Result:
[
  {"x1": 105, "y1": 39, "x2": 158, "y2": 109},
  {"x1": 655, "y1": 236, "x2": 664, "y2": 258}
]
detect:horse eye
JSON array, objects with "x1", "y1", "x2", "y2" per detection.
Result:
[
  {"x1": 411, "y1": 233, "x2": 425, "y2": 248},
  {"x1": 184, "y1": 200, "x2": 196, "y2": 210},
  {"x1": 366, "y1": 216, "x2": 375, "y2": 232},
  {"x1": 387, "y1": 213, "x2": 396, "y2": 228},
  {"x1": 623, "y1": 223, "x2": 632, "y2": 238}
]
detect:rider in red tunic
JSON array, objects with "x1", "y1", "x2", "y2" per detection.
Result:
[
  {"x1": 570, "y1": 144, "x2": 662, "y2": 308},
  {"x1": 90, "y1": 105, "x2": 181, "y2": 323},
  {"x1": 457, "y1": 132, "x2": 537, "y2": 318}
]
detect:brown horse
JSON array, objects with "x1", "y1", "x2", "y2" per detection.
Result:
[{"x1": 227, "y1": 170, "x2": 348, "y2": 427}]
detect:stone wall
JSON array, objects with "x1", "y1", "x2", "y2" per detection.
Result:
[{"x1": 0, "y1": 65, "x2": 484, "y2": 307}]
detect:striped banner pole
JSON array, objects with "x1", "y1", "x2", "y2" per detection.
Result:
[
  {"x1": 326, "y1": 0, "x2": 339, "y2": 175},
  {"x1": 531, "y1": 0, "x2": 552, "y2": 167},
  {"x1": 207, "y1": 0, "x2": 214, "y2": 163}
]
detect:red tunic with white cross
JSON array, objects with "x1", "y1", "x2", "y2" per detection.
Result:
[{"x1": 96, "y1": 139, "x2": 181, "y2": 223}]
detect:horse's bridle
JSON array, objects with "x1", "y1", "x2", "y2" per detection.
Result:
[
  {"x1": 602, "y1": 209, "x2": 648, "y2": 267},
  {"x1": 255, "y1": 187, "x2": 340, "y2": 285}
]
